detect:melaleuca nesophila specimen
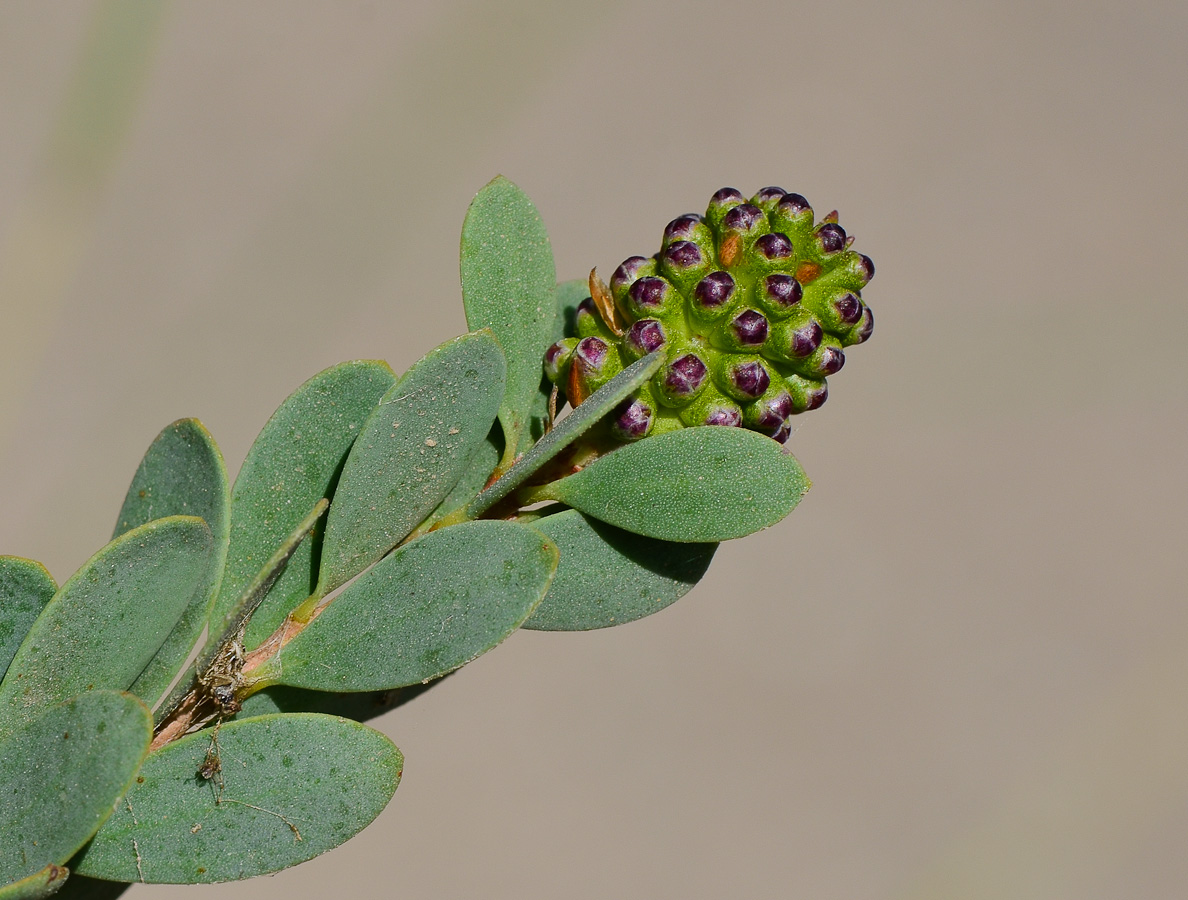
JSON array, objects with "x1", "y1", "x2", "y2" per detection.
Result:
[{"x1": 544, "y1": 187, "x2": 874, "y2": 445}]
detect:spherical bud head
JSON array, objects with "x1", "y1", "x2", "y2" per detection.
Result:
[
  {"x1": 841, "y1": 305, "x2": 874, "y2": 347},
  {"x1": 770, "y1": 192, "x2": 814, "y2": 235},
  {"x1": 624, "y1": 318, "x2": 666, "y2": 359},
  {"x1": 658, "y1": 240, "x2": 710, "y2": 292},
  {"x1": 767, "y1": 310, "x2": 823, "y2": 364},
  {"x1": 757, "y1": 274, "x2": 803, "y2": 320},
  {"x1": 610, "y1": 395, "x2": 654, "y2": 441},
  {"x1": 815, "y1": 222, "x2": 848, "y2": 255},
  {"x1": 625, "y1": 275, "x2": 677, "y2": 320},
  {"x1": 655, "y1": 351, "x2": 708, "y2": 407},
  {"x1": 705, "y1": 187, "x2": 747, "y2": 231},
  {"x1": 610, "y1": 256, "x2": 657, "y2": 307},
  {"x1": 678, "y1": 385, "x2": 743, "y2": 428},
  {"x1": 750, "y1": 186, "x2": 789, "y2": 213},
  {"x1": 786, "y1": 374, "x2": 829, "y2": 413},
  {"x1": 743, "y1": 385, "x2": 794, "y2": 434},
  {"x1": 787, "y1": 334, "x2": 846, "y2": 379},
  {"x1": 543, "y1": 337, "x2": 578, "y2": 383},
  {"x1": 690, "y1": 271, "x2": 737, "y2": 322},
  {"x1": 575, "y1": 296, "x2": 612, "y2": 339},
  {"x1": 720, "y1": 308, "x2": 769, "y2": 352},
  {"x1": 722, "y1": 358, "x2": 773, "y2": 401}
]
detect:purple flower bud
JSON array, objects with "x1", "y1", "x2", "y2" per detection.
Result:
[
  {"x1": 729, "y1": 361, "x2": 771, "y2": 399},
  {"x1": 543, "y1": 339, "x2": 576, "y2": 381},
  {"x1": 819, "y1": 345, "x2": 846, "y2": 375},
  {"x1": 730, "y1": 309, "x2": 769, "y2": 348},
  {"x1": 704, "y1": 405, "x2": 742, "y2": 427},
  {"x1": 710, "y1": 187, "x2": 745, "y2": 206},
  {"x1": 834, "y1": 292, "x2": 863, "y2": 325},
  {"x1": 663, "y1": 214, "x2": 705, "y2": 243},
  {"x1": 722, "y1": 203, "x2": 764, "y2": 233},
  {"x1": 777, "y1": 193, "x2": 812, "y2": 216},
  {"x1": 625, "y1": 318, "x2": 666, "y2": 356},
  {"x1": 612, "y1": 397, "x2": 653, "y2": 440},
  {"x1": 763, "y1": 274, "x2": 802, "y2": 309},
  {"x1": 627, "y1": 276, "x2": 672, "y2": 314},
  {"x1": 664, "y1": 354, "x2": 707, "y2": 397},
  {"x1": 817, "y1": 223, "x2": 847, "y2": 254},
  {"x1": 804, "y1": 382, "x2": 828, "y2": 410},
  {"x1": 611, "y1": 256, "x2": 653, "y2": 298},
  {"x1": 857, "y1": 254, "x2": 875, "y2": 283},
  {"x1": 662, "y1": 240, "x2": 703, "y2": 270},
  {"x1": 574, "y1": 336, "x2": 609, "y2": 372},
  {"x1": 574, "y1": 297, "x2": 601, "y2": 336},
  {"x1": 789, "y1": 319, "x2": 823, "y2": 358},
  {"x1": 852, "y1": 306, "x2": 875, "y2": 344},
  {"x1": 753, "y1": 391, "x2": 794, "y2": 431},
  {"x1": 756, "y1": 232, "x2": 793, "y2": 260},
  {"x1": 771, "y1": 418, "x2": 793, "y2": 444},
  {"x1": 752, "y1": 186, "x2": 788, "y2": 207},
  {"x1": 693, "y1": 271, "x2": 735, "y2": 309}
]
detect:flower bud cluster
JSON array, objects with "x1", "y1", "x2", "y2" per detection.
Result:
[{"x1": 545, "y1": 187, "x2": 874, "y2": 444}]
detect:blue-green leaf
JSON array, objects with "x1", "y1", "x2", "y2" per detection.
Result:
[
  {"x1": 0, "y1": 557, "x2": 56, "y2": 684},
  {"x1": 112, "y1": 419, "x2": 231, "y2": 709},
  {"x1": 0, "y1": 692, "x2": 150, "y2": 886},
  {"x1": 523, "y1": 426, "x2": 811, "y2": 541},
  {"x1": 460, "y1": 176, "x2": 556, "y2": 469},
  {"x1": 271, "y1": 521, "x2": 557, "y2": 692},
  {"x1": 73, "y1": 714, "x2": 401, "y2": 884}
]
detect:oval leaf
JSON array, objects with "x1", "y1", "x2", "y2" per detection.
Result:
[
  {"x1": 0, "y1": 692, "x2": 151, "y2": 886},
  {"x1": 73, "y1": 713, "x2": 402, "y2": 884},
  {"x1": 524, "y1": 510, "x2": 717, "y2": 631},
  {"x1": 112, "y1": 419, "x2": 231, "y2": 708},
  {"x1": 274, "y1": 521, "x2": 557, "y2": 692},
  {"x1": 213, "y1": 360, "x2": 396, "y2": 649},
  {"x1": 0, "y1": 518, "x2": 211, "y2": 739},
  {"x1": 0, "y1": 864, "x2": 70, "y2": 900},
  {"x1": 0, "y1": 557, "x2": 56, "y2": 684},
  {"x1": 532, "y1": 427, "x2": 811, "y2": 542},
  {"x1": 315, "y1": 332, "x2": 506, "y2": 595},
  {"x1": 460, "y1": 176, "x2": 556, "y2": 466}
]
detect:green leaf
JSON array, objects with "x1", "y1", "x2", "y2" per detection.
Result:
[
  {"x1": 0, "y1": 864, "x2": 70, "y2": 900},
  {"x1": 0, "y1": 517, "x2": 211, "y2": 739},
  {"x1": 0, "y1": 557, "x2": 56, "y2": 683},
  {"x1": 212, "y1": 360, "x2": 396, "y2": 649},
  {"x1": 460, "y1": 176, "x2": 556, "y2": 468},
  {"x1": 73, "y1": 713, "x2": 402, "y2": 884},
  {"x1": 315, "y1": 332, "x2": 506, "y2": 596},
  {"x1": 466, "y1": 350, "x2": 664, "y2": 519},
  {"x1": 524, "y1": 427, "x2": 812, "y2": 541},
  {"x1": 271, "y1": 521, "x2": 557, "y2": 692},
  {"x1": 112, "y1": 419, "x2": 231, "y2": 709},
  {"x1": 0, "y1": 692, "x2": 151, "y2": 886},
  {"x1": 524, "y1": 509, "x2": 717, "y2": 631}
]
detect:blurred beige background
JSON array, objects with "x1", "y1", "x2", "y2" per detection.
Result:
[{"x1": 2, "y1": 1, "x2": 1186, "y2": 897}]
